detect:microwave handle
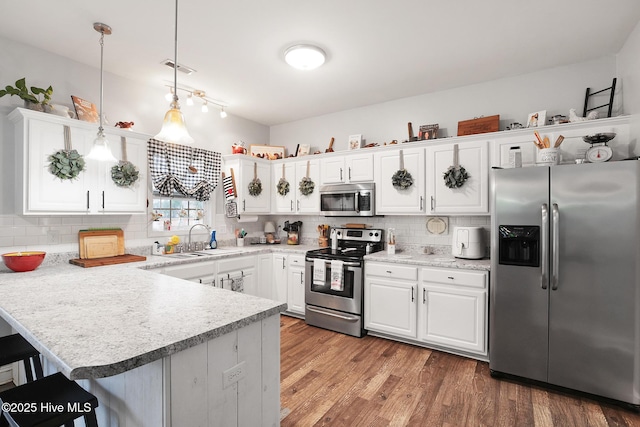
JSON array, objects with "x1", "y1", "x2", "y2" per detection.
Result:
[{"x1": 355, "y1": 192, "x2": 360, "y2": 213}]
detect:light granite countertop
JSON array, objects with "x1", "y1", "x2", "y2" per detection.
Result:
[
  {"x1": 364, "y1": 252, "x2": 491, "y2": 271},
  {"x1": 0, "y1": 250, "x2": 294, "y2": 380}
]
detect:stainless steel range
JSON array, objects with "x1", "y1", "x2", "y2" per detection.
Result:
[{"x1": 305, "y1": 228, "x2": 383, "y2": 337}]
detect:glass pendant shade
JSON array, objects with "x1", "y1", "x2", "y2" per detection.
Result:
[
  {"x1": 87, "y1": 131, "x2": 118, "y2": 162},
  {"x1": 154, "y1": 105, "x2": 194, "y2": 145}
]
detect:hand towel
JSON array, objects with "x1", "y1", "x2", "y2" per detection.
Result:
[
  {"x1": 331, "y1": 260, "x2": 344, "y2": 291},
  {"x1": 313, "y1": 259, "x2": 326, "y2": 284},
  {"x1": 231, "y1": 276, "x2": 244, "y2": 293}
]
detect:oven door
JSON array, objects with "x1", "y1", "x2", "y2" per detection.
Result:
[{"x1": 305, "y1": 258, "x2": 363, "y2": 314}]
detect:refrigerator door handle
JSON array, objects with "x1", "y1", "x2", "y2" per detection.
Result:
[
  {"x1": 551, "y1": 203, "x2": 559, "y2": 290},
  {"x1": 541, "y1": 203, "x2": 549, "y2": 289}
]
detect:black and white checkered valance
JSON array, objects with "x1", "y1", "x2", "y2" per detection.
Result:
[{"x1": 147, "y1": 139, "x2": 221, "y2": 201}]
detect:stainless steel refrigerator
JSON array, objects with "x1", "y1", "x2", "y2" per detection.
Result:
[{"x1": 490, "y1": 161, "x2": 640, "y2": 407}]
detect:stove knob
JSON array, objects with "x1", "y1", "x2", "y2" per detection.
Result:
[
  {"x1": 369, "y1": 232, "x2": 373, "y2": 237},
  {"x1": 374, "y1": 232, "x2": 379, "y2": 237}
]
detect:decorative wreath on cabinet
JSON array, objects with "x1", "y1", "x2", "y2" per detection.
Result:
[
  {"x1": 391, "y1": 169, "x2": 413, "y2": 190},
  {"x1": 248, "y1": 178, "x2": 263, "y2": 196},
  {"x1": 299, "y1": 177, "x2": 315, "y2": 196},
  {"x1": 111, "y1": 161, "x2": 140, "y2": 188},
  {"x1": 48, "y1": 149, "x2": 85, "y2": 181},
  {"x1": 277, "y1": 177, "x2": 290, "y2": 196},
  {"x1": 443, "y1": 165, "x2": 470, "y2": 189}
]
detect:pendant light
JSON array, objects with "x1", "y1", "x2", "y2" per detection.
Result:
[
  {"x1": 87, "y1": 22, "x2": 118, "y2": 162},
  {"x1": 154, "y1": 0, "x2": 194, "y2": 145}
]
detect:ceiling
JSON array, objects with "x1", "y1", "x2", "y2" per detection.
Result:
[{"x1": 1, "y1": 1, "x2": 639, "y2": 126}]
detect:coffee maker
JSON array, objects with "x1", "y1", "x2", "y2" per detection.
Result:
[{"x1": 283, "y1": 221, "x2": 302, "y2": 245}]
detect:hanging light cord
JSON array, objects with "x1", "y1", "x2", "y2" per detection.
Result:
[
  {"x1": 171, "y1": 0, "x2": 179, "y2": 108},
  {"x1": 98, "y1": 29, "x2": 105, "y2": 136}
]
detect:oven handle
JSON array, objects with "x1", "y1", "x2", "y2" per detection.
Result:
[
  {"x1": 306, "y1": 305, "x2": 360, "y2": 322},
  {"x1": 305, "y1": 258, "x2": 360, "y2": 268}
]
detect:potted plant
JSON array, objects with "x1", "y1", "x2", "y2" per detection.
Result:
[{"x1": 0, "y1": 78, "x2": 53, "y2": 111}]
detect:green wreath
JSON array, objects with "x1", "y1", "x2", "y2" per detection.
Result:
[
  {"x1": 391, "y1": 169, "x2": 413, "y2": 190},
  {"x1": 111, "y1": 161, "x2": 140, "y2": 188},
  {"x1": 248, "y1": 178, "x2": 263, "y2": 196},
  {"x1": 48, "y1": 149, "x2": 85, "y2": 180},
  {"x1": 299, "y1": 177, "x2": 315, "y2": 196},
  {"x1": 443, "y1": 165, "x2": 470, "y2": 189},
  {"x1": 277, "y1": 177, "x2": 290, "y2": 196}
]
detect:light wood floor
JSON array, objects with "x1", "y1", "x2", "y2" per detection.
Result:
[{"x1": 280, "y1": 316, "x2": 640, "y2": 427}]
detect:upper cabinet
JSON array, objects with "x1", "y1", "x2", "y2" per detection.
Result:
[
  {"x1": 320, "y1": 152, "x2": 374, "y2": 184},
  {"x1": 271, "y1": 158, "x2": 320, "y2": 214},
  {"x1": 9, "y1": 108, "x2": 148, "y2": 215},
  {"x1": 374, "y1": 147, "x2": 425, "y2": 214},
  {"x1": 224, "y1": 156, "x2": 271, "y2": 214},
  {"x1": 426, "y1": 140, "x2": 489, "y2": 214}
]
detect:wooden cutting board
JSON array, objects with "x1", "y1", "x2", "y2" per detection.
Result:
[
  {"x1": 69, "y1": 254, "x2": 146, "y2": 268},
  {"x1": 79, "y1": 229, "x2": 124, "y2": 259}
]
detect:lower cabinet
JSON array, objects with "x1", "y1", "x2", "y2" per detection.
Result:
[
  {"x1": 365, "y1": 261, "x2": 488, "y2": 359},
  {"x1": 287, "y1": 254, "x2": 306, "y2": 316},
  {"x1": 217, "y1": 256, "x2": 257, "y2": 296},
  {"x1": 155, "y1": 261, "x2": 217, "y2": 286},
  {"x1": 271, "y1": 253, "x2": 288, "y2": 305}
]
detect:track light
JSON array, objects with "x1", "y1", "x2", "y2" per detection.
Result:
[
  {"x1": 220, "y1": 107, "x2": 227, "y2": 119},
  {"x1": 161, "y1": 85, "x2": 228, "y2": 117},
  {"x1": 165, "y1": 88, "x2": 174, "y2": 102},
  {"x1": 186, "y1": 93, "x2": 194, "y2": 106},
  {"x1": 201, "y1": 101, "x2": 208, "y2": 113}
]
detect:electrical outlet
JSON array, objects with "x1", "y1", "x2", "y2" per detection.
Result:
[{"x1": 222, "y1": 361, "x2": 246, "y2": 388}]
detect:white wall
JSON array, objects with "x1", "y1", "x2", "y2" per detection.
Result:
[
  {"x1": 617, "y1": 19, "x2": 640, "y2": 150},
  {"x1": 0, "y1": 35, "x2": 268, "y2": 252},
  {"x1": 270, "y1": 56, "x2": 619, "y2": 153}
]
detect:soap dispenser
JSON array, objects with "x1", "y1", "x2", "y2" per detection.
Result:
[{"x1": 209, "y1": 230, "x2": 217, "y2": 249}]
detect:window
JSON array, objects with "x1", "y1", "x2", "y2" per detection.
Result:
[{"x1": 151, "y1": 196, "x2": 207, "y2": 233}]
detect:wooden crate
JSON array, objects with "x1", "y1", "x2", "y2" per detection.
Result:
[{"x1": 457, "y1": 115, "x2": 500, "y2": 136}]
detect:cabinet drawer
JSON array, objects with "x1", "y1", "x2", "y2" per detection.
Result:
[
  {"x1": 288, "y1": 255, "x2": 305, "y2": 267},
  {"x1": 366, "y1": 262, "x2": 417, "y2": 281},
  {"x1": 422, "y1": 268, "x2": 486, "y2": 289},
  {"x1": 217, "y1": 255, "x2": 255, "y2": 274},
  {"x1": 163, "y1": 261, "x2": 216, "y2": 280}
]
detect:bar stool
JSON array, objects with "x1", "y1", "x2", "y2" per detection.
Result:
[
  {"x1": 0, "y1": 372, "x2": 99, "y2": 427},
  {"x1": 0, "y1": 334, "x2": 44, "y2": 383}
]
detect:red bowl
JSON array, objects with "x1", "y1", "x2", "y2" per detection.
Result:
[{"x1": 2, "y1": 252, "x2": 46, "y2": 272}]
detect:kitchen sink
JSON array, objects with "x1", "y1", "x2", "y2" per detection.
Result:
[{"x1": 169, "y1": 248, "x2": 242, "y2": 258}]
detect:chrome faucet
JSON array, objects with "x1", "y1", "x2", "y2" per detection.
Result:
[{"x1": 188, "y1": 224, "x2": 211, "y2": 251}]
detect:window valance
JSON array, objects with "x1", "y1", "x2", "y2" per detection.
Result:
[{"x1": 147, "y1": 139, "x2": 221, "y2": 201}]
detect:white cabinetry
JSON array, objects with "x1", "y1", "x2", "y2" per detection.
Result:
[
  {"x1": 152, "y1": 261, "x2": 217, "y2": 285},
  {"x1": 256, "y1": 254, "x2": 273, "y2": 299},
  {"x1": 364, "y1": 262, "x2": 418, "y2": 338},
  {"x1": 418, "y1": 268, "x2": 487, "y2": 356},
  {"x1": 321, "y1": 152, "x2": 374, "y2": 184},
  {"x1": 272, "y1": 253, "x2": 289, "y2": 305},
  {"x1": 374, "y1": 147, "x2": 425, "y2": 214},
  {"x1": 287, "y1": 254, "x2": 306, "y2": 316},
  {"x1": 426, "y1": 140, "x2": 489, "y2": 214},
  {"x1": 217, "y1": 256, "x2": 257, "y2": 296},
  {"x1": 9, "y1": 108, "x2": 148, "y2": 215},
  {"x1": 271, "y1": 159, "x2": 320, "y2": 214},
  {"x1": 223, "y1": 156, "x2": 271, "y2": 214}
]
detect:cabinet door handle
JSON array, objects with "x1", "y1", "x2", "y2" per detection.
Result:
[
  {"x1": 282, "y1": 258, "x2": 286, "y2": 269},
  {"x1": 420, "y1": 196, "x2": 423, "y2": 211},
  {"x1": 102, "y1": 191, "x2": 105, "y2": 209},
  {"x1": 430, "y1": 196, "x2": 435, "y2": 211},
  {"x1": 243, "y1": 200, "x2": 246, "y2": 212},
  {"x1": 386, "y1": 270, "x2": 392, "y2": 274},
  {"x1": 297, "y1": 200, "x2": 300, "y2": 211},
  {"x1": 348, "y1": 167, "x2": 352, "y2": 181},
  {"x1": 340, "y1": 168, "x2": 343, "y2": 181},
  {"x1": 86, "y1": 190, "x2": 90, "y2": 210},
  {"x1": 447, "y1": 276, "x2": 454, "y2": 280},
  {"x1": 423, "y1": 288, "x2": 426, "y2": 303},
  {"x1": 291, "y1": 200, "x2": 294, "y2": 211},
  {"x1": 411, "y1": 286, "x2": 415, "y2": 302},
  {"x1": 300, "y1": 273, "x2": 303, "y2": 285}
]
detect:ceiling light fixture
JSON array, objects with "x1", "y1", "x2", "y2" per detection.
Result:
[
  {"x1": 87, "y1": 22, "x2": 117, "y2": 162},
  {"x1": 166, "y1": 85, "x2": 228, "y2": 118},
  {"x1": 186, "y1": 92, "x2": 193, "y2": 106},
  {"x1": 201, "y1": 101, "x2": 208, "y2": 113},
  {"x1": 154, "y1": 0, "x2": 194, "y2": 145},
  {"x1": 284, "y1": 44, "x2": 326, "y2": 70},
  {"x1": 220, "y1": 107, "x2": 227, "y2": 119}
]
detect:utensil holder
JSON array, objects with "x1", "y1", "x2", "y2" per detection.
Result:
[
  {"x1": 318, "y1": 237, "x2": 328, "y2": 248},
  {"x1": 387, "y1": 244, "x2": 396, "y2": 255},
  {"x1": 236, "y1": 237, "x2": 244, "y2": 247},
  {"x1": 537, "y1": 148, "x2": 559, "y2": 165}
]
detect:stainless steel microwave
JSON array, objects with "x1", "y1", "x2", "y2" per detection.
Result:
[{"x1": 319, "y1": 183, "x2": 375, "y2": 217}]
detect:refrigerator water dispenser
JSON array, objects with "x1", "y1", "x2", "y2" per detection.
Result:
[{"x1": 498, "y1": 225, "x2": 539, "y2": 267}]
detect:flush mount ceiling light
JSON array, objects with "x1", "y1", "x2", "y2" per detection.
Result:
[
  {"x1": 155, "y1": 0, "x2": 194, "y2": 145},
  {"x1": 284, "y1": 44, "x2": 326, "y2": 70},
  {"x1": 87, "y1": 22, "x2": 117, "y2": 162}
]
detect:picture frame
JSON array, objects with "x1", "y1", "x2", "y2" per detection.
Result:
[
  {"x1": 248, "y1": 144, "x2": 286, "y2": 160},
  {"x1": 297, "y1": 144, "x2": 310, "y2": 156},
  {"x1": 419, "y1": 124, "x2": 439, "y2": 140},
  {"x1": 71, "y1": 95, "x2": 99, "y2": 123},
  {"x1": 348, "y1": 134, "x2": 362, "y2": 150},
  {"x1": 526, "y1": 110, "x2": 547, "y2": 128}
]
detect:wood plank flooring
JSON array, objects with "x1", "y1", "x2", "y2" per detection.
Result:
[{"x1": 280, "y1": 316, "x2": 640, "y2": 427}]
